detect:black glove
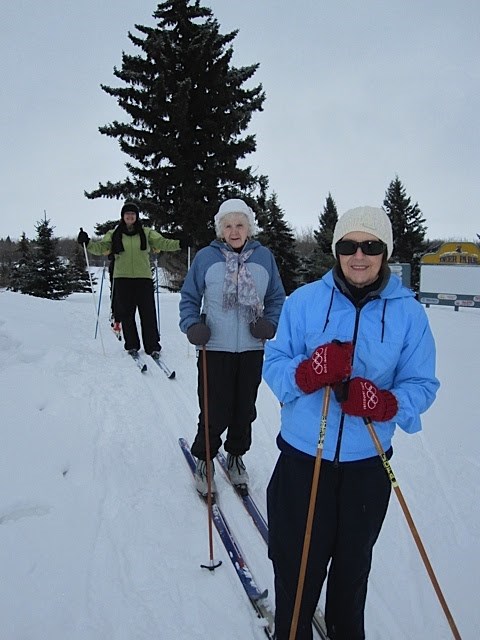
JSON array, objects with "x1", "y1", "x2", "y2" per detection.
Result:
[
  {"x1": 77, "y1": 228, "x2": 90, "y2": 246},
  {"x1": 187, "y1": 323, "x2": 211, "y2": 346},
  {"x1": 249, "y1": 318, "x2": 276, "y2": 340}
]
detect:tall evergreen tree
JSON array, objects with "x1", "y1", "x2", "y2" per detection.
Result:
[
  {"x1": 256, "y1": 191, "x2": 299, "y2": 295},
  {"x1": 85, "y1": 0, "x2": 265, "y2": 248},
  {"x1": 301, "y1": 193, "x2": 338, "y2": 283},
  {"x1": 383, "y1": 175, "x2": 427, "y2": 290}
]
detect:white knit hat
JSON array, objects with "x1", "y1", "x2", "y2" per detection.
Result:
[
  {"x1": 214, "y1": 199, "x2": 257, "y2": 237},
  {"x1": 332, "y1": 206, "x2": 393, "y2": 258}
]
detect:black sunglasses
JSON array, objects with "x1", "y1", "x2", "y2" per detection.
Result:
[{"x1": 335, "y1": 239, "x2": 386, "y2": 256}]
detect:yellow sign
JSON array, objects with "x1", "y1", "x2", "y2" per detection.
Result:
[{"x1": 421, "y1": 242, "x2": 480, "y2": 265}]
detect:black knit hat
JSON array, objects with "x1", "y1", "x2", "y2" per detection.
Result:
[{"x1": 120, "y1": 202, "x2": 139, "y2": 218}]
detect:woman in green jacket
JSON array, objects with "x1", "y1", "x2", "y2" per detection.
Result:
[{"x1": 78, "y1": 202, "x2": 180, "y2": 357}]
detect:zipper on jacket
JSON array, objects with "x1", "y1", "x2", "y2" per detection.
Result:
[{"x1": 333, "y1": 305, "x2": 361, "y2": 466}]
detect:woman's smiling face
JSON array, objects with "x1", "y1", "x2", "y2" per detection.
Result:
[
  {"x1": 221, "y1": 213, "x2": 249, "y2": 249},
  {"x1": 338, "y1": 231, "x2": 385, "y2": 287}
]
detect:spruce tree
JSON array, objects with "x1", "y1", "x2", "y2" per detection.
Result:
[
  {"x1": 256, "y1": 191, "x2": 299, "y2": 295},
  {"x1": 85, "y1": 0, "x2": 265, "y2": 248},
  {"x1": 304, "y1": 193, "x2": 338, "y2": 282},
  {"x1": 14, "y1": 218, "x2": 72, "y2": 300},
  {"x1": 68, "y1": 243, "x2": 93, "y2": 293},
  {"x1": 94, "y1": 220, "x2": 118, "y2": 236},
  {"x1": 9, "y1": 233, "x2": 33, "y2": 293},
  {"x1": 294, "y1": 227, "x2": 316, "y2": 286},
  {"x1": 383, "y1": 176, "x2": 427, "y2": 290},
  {"x1": 0, "y1": 236, "x2": 15, "y2": 288}
]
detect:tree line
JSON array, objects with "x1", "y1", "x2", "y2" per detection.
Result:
[
  {"x1": 0, "y1": 1, "x2": 469, "y2": 297},
  {"x1": 0, "y1": 173, "x2": 452, "y2": 298}
]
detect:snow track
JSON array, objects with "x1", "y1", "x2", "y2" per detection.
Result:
[{"x1": 0, "y1": 289, "x2": 476, "y2": 639}]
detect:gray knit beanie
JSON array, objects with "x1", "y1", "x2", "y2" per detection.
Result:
[{"x1": 332, "y1": 206, "x2": 393, "y2": 258}]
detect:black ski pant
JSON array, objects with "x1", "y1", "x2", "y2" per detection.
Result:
[
  {"x1": 267, "y1": 453, "x2": 391, "y2": 640},
  {"x1": 114, "y1": 278, "x2": 160, "y2": 355},
  {"x1": 191, "y1": 350, "x2": 264, "y2": 460}
]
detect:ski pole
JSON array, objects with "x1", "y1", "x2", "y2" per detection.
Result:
[
  {"x1": 155, "y1": 256, "x2": 161, "y2": 340},
  {"x1": 94, "y1": 262, "x2": 106, "y2": 339},
  {"x1": 109, "y1": 261, "x2": 115, "y2": 322},
  {"x1": 186, "y1": 246, "x2": 192, "y2": 358},
  {"x1": 363, "y1": 417, "x2": 462, "y2": 640},
  {"x1": 82, "y1": 240, "x2": 106, "y2": 356},
  {"x1": 200, "y1": 345, "x2": 221, "y2": 571},
  {"x1": 289, "y1": 385, "x2": 332, "y2": 640}
]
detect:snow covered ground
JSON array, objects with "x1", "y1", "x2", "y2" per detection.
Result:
[{"x1": 0, "y1": 282, "x2": 478, "y2": 639}]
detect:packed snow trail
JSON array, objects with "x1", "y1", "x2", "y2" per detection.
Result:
[{"x1": 0, "y1": 289, "x2": 477, "y2": 638}]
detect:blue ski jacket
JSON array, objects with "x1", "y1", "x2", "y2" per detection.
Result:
[
  {"x1": 179, "y1": 239, "x2": 286, "y2": 352},
  {"x1": 263, "y1": 269, "x2": 439, "y2": 462}
]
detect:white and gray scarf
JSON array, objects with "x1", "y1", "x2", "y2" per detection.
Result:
[{"x1": 221, "y1": 247, "x2": 262, "y2": 323}]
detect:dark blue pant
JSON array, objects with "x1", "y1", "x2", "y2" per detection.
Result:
[
  {"x1": 191, "y1": 350, "x2": 264, "y2": 459},
  {"x1": 114, "y1": 278, "x2": 160, "y2": 354},
  {"x1": 267, "y1": 453, "x2": 391, "y2": 640}
]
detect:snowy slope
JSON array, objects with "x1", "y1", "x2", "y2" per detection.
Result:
[{"x1": 0, "y1": 284, "x2": 478, "y2": 639}]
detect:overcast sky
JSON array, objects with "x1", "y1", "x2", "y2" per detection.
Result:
[{"x1": 2, "y1": 0, "x2": 479, "y2": 241}]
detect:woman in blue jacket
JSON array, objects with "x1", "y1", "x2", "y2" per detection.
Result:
[
  {"x1": 263, "y1": 206, "x2": 439, "y2": 640},
  {"x1": 179, "y1": 198, "x2": 285, "y2": 496}
]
